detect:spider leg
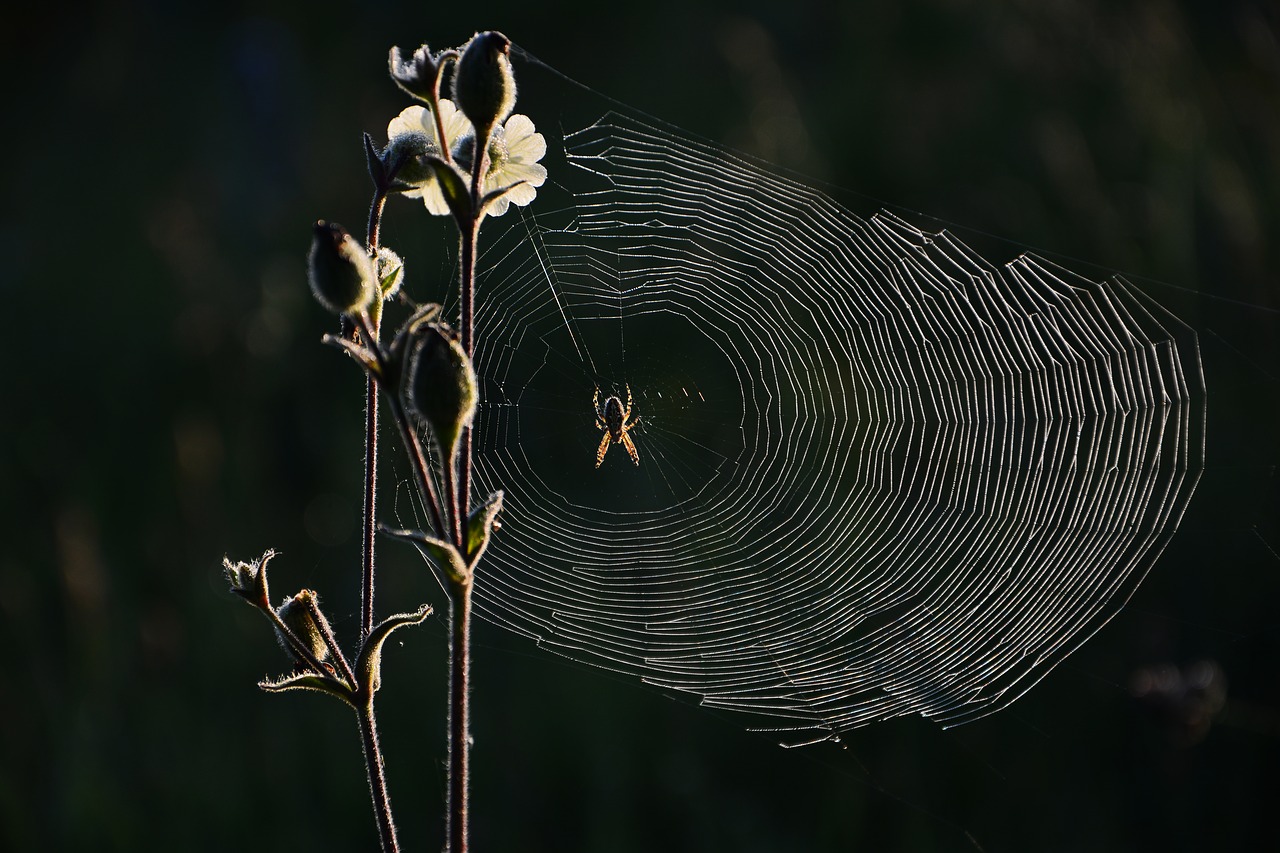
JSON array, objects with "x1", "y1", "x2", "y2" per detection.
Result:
[
  {"x1": 593, "y1": 387, "x2": 600, "y2": 413},
  {"x1": 624, "y1": 384, "x2": 632, "y2": 417},
  {"x1": 595, "y1": 431, "x2": 612, "y2": 468},
  {"x1": 621, "y1": 431, "x2": 640, "y2": 466}
]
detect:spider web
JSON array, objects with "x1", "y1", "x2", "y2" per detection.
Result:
[{"x1": 460, "y1": 106, "x2": 1205, "y2": 745}]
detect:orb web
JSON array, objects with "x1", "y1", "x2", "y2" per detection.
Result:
[{"x1": 463, "y1": 109, "x2": 1204, "y2": 744}]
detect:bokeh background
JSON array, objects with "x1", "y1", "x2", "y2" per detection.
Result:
[{"x1": 3, "y1": 1, "x2": 1278, "y2": 851}]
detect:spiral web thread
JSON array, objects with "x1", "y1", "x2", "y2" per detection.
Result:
[{"x1": 464, "y1": 110, "x2": 1205, "y2": 744}]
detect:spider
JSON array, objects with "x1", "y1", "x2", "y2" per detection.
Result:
[{"x1": 594, "y1": 385, "x2": 641, "y2": 468}]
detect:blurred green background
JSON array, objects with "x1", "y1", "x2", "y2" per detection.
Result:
[{"x1": 3, "y1": 1, "x2": 1278, "y2": 851}]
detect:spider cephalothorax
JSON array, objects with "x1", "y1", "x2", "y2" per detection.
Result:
[{"x1": 594, "y1": 385, "x2": 640, "y2": 467}]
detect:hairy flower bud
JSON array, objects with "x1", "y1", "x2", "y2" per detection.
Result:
[
  {"x1": 275, "y1": 589, "x2": 331, "y2": 670},
  {"x1": 389, "y1": 43, "x2": 442, "y2": 102},
  {"x1": 453, "y1": 31, "x2": 515, "y2": 138},
  {"x1": 403, "y1": 324, "x2": 477, "y2": 460},
  {"x1": 307, "y1": 221, "x2": 375, "y2": 315}
]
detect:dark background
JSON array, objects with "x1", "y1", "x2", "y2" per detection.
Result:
[{"x1": 3, "y1": 1, "x2": 1278, "y2": 851}]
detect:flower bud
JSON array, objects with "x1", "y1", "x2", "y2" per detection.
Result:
[
  {"x1": 374, "y1": 247, "x2": 404, "y2": 301},
  {"x1": 453, "y1": 31, "x2": 515, "y2": 138},
  {"x1": 403, "y1": 323, "x2": 477, "y2": 460},
  {"x1": 225, "y1": 550, "x2": 275, "y2": 610},
  {"x1": 307, "y1": 221, "x2": 375, "y2": 316},
  {"x1": 381, "y1": 128, "x2": 437, "y2": 185},
  {"x1": 275, "y1": 589, "x2": 331, "y2": 670},
  {"x1": 389, "y1": 43, "x2": 442, "y2": 102}
]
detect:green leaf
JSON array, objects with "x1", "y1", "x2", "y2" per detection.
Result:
[
  {"x1": 354, "y1": 605, "x2": 433, "y2": 700},
  {"x1": 466, "y1": 490, "x2": 504, "y2": 566},
  {"x1": 259, "y1": 672, "x2": 356, "y2": 707},
  {"x1": 374, "y1": 247, "x2": 404, "y2": 301},
  {"x1": 381, "y1": 525, "x2": 469, "y2": 584}
]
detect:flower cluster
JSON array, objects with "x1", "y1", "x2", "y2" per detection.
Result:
[{"x1": 387, "y1": 99, "x2": 547, "y2": 217}]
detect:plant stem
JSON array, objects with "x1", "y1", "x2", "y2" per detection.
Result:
[
  {"x1": 385, "y1": 394, "x2": 448, "y2": 539},
  {"x1": 443, "y1": 455, "x2": 463, "y2": 553},
  {"x1": 442, "y1": 137, "x2": 487, "y2": 853},
  {"x1": 358, "y1": 700, "x2": 401, "y2": 853},
  {"x1": 361, "y1": 189, "x2": 388, "y2": 640},
  {"x1": 458, "y1": 140, "x2": 486, "y2": 551},
  {"x1": 360, "y1": 323, "x2": 381, "y2": 641},
  {"x1": 446, "y1": 579, "x2": 472, "y2": 853}
]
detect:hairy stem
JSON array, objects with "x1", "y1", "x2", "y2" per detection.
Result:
[
  {"x1": 361, "y1": 189, "x2": 388, "y2": 640},
  {"x1": 443, "y1": 455, "x2": 463, "y2": 552},
  {"x1": 358, "y1": 700, "x2": 400, "y2": 853},
  {"x1": 442, "y1": 133, "x2": 488, "y2": 853},
  {"x1": 446, "y1": 579, "x2": 473, "y2": 853},
  {"x1": 360, "y1": 319, "x2": 381, "y2": 641},
  {"x1": 385, "y1": 394, "x2": 448, "y2": 539}
]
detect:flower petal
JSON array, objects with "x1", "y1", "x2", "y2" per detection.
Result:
[
  {"x1": 436, "y1": 99, "x2": 473, "y2": 150},
  {"x1": 505, "y1": 127, "x2": 546, "y2": 164},
  {"x1": 503, "y1": 182, "x2": 538, "y2": 207},
  {"x1": 388, "y1": 106, "x2": 429, "y2": 141},
  {"x1": 422, "y1": 182, "x2": 452, "y2": 216},
  {"x1": 486, "y1": 195, "x2": 512, "y2": 217},
  {"x1": 498, "y1": 162, "x2": 547, "y2": 188}
]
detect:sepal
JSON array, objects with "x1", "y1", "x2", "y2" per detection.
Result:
[
  {"x1": 354, "y1": 605, "x2": 433, "y2": 701},
  {"x1": 225, "y1": 549, "x2": 275, "y2": 610}
]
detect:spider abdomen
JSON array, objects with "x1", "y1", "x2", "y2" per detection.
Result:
[{"x1": 603, "y1": 396, "x2": 625, "y2": 435}]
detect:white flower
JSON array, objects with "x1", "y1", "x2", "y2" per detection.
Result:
[
  {"x1": 386, "y1": 99, "x2": 546, "y2": 218},
  {"x1": 479, "y1": 114, "x2": 548, "y2": 217},
  {"x1": 387, "y1": 100, "x2": 473, "y2": 216}
]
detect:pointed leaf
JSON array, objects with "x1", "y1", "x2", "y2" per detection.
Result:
[
  {"x1": 354, "y1": 605, "x2": 433, "y2": 700},
  {"x1": 425, "y1": 155, "x2": 473, "y2": 222},
  {"x1": 321, "y1": 333, "x2": 382, "y2": 376},
  {"x1": 374, "y1": 247, "x2": 404, "y2": 301},
  {"x1": 259, "y1": 671, "x2": 356, "y2": 707},
  {"x1": 364, "y1": 131, "x2": 386, "y2": 187},
  {"x1": 381, "y1": 525, "x2": 469, "y2": 585},
  {"x1": 466, "y1": 490, "x2": 504, "y2": 566}
]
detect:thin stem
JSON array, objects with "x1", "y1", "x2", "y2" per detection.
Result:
[
  {"x1": 442, "y1": 129, "x2": 487, "y2": 853},
  {"x1": 368, "y1": 189, "x2": 388, "y2": 253},
  {"x1": 263, "y1": 607, "x2": 334, "y2": 684},
  {"x1": 302, "y1": 592, "x2": 357, "y2": 689},
  {"x1": 360, "y1": 316, "x2": 381, "y2": 641},
  {"x1": 443, "y1": 454, "x2": 463, "y2": 551},
  {"x1": 386, "y1": 394, "x2": 449, "y2": 540},
  {"x1": 428, "y1": 66, "x2": 455, "y2": 168},
  {"x1": 458, "y1": 221, "x2": 477, "y2": 546},
  {"x1": 456, "y1": 136, "x2": 486, "y2": 551},
  {"x1": 348, "y1": 311, "x2": 448, "y2": 540},
  {"x1": 446, "y1": 579, "x2": 472, "y2": 853},
  {"x1": 360, "y1": 189, "x2": 388, "y2": 641},
  {"x1": 358, "y1": 701, "x2": 401, "y2": 853}
]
